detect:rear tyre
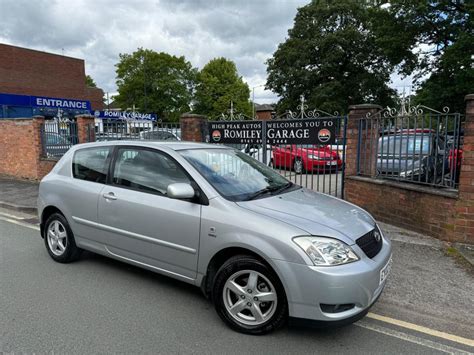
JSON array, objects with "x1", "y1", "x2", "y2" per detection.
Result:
[
  {"x1": 44, "y1": 213, "x2": 82, "y2": 263},
  {"x1": 212, "y1": 255, "x2": 288, "y2": 335}
]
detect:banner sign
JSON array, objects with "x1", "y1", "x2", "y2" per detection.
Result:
[
  {"x1": 93, "y1": 110, "x2": 158, "y2": 121},
  {"x1": 0, "y1": 93, "x2": 91, "y2": 110},
  {"x1": 265, "y1": 118, "x2": 336, "y2": 145},
  {"x1": 208, "y1": 118, "x2": 336, "y2": 145},
  {"x1": 208, "y1": 121, "x2": 263, "y2": 144}
]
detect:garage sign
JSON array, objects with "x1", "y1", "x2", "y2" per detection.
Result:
[
  {"x1": 208, "y1": 121, "x2": 263, "y2": 144},
  {"x1": 208, "y1": 118, "x2": 336, "y2": 145},
  {"x1": 266, "y1": 118, "x2": 336, "y2": 145}
]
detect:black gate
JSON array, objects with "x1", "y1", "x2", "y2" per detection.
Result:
[{"x1": 208, "y1": 99, "x2": 347, "y2": 199}]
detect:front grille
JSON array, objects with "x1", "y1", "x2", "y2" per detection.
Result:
[{"x1": 356, "y1": 228, "x2": 382, "y2": 258}]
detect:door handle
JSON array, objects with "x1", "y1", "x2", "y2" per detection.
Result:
[{"x1": 102, "y1": 192, "x2": 117, "y2": 200}]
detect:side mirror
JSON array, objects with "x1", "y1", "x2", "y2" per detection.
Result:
[{"x1": 167, "y1": 183, "x2": 195, "y2": 199}]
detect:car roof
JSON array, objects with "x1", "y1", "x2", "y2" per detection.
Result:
[{"x1": 72, "y1": 140, "x2": 229, "y2": 151}]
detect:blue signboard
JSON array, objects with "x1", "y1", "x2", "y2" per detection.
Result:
[
  {"x1": 93, "y1": 110, "x2": 158, "y2": 121},
  {"x1": 0, "y1": 93, "x2": 91, "y2": 110}
]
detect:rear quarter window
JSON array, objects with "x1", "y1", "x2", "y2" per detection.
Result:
[{"x1": 72, "y1": 147, "x2": 111, "y2": 183}]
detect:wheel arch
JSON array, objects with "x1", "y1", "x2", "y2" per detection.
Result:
[
  {"x1": 40, "y1": 205, "x2": 65, "y2": 238},
  {"x1": 201, "y1": 246, "x2": 288, "y2": 302}
]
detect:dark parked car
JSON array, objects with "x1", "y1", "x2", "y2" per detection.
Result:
[{"x1": 377, "y1": 129, "x2": 447, "y2": 184}]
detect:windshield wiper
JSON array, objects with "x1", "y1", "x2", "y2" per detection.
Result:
[
  {"x1": 271, "y1": 182, "x2": 295, "y2": 195},
  {"x1": 246, "y1": 182, "x2": 294, "y2": 201}
]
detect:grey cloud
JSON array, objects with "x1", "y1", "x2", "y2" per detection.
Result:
[{"x1": 0, "y1": 0, "x2": 308, "y2": 102}]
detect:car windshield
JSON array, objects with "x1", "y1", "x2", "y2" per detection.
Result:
[
  {"x1": 180, "y1": 148, "x2": 296, "y2": 201},
  {"x1": 378, "y1": 135, "x2": 432, "y2": 156}
]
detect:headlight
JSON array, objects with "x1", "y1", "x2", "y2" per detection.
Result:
[
  {"x1": 307, "y1": 154, "x2": 322, "y2": 160},
  {"x1": 293, "y1": 236, "x2": 359, "y2": 266}
]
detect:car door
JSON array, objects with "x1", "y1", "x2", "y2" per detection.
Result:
[
  {"x1": 67, "y1": 146, "x2": 112, "y2": 247},
  {"x1": 97, "y1": 146, "x2": 201, "y2": 280}
]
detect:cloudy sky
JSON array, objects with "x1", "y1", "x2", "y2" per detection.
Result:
[{"x1": 0, "y1": 0, "x2": 411, "y2": 104}]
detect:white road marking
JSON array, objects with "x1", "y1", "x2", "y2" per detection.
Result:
[
  {"x1": 0, "y1": 211, "x2": 27, "y2": 220},
  {"x1": 356, "y1": 321, "x2": 473, "y2": 355},
  {"x1": 368, "y1": 312, "x2": 474, "y2": 348},
  {"x1": 0, "y1": 216, "x2": 40, "y2": 231}
]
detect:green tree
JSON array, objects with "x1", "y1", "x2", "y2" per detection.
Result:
[
  {"x1": 372, "y1": 1, "x2": 473, "y2": 114},
  {"x1": 266, "y1": 1, "x2": 397, "y2": 115},
  {"x1": 114, "y1": 48, "x2": 197, "y2": 121},
  {"x1": 85, "y1": 75, "x2": 97, "y2": 88},
  {"x1": 194, "y1": 58, "x2": 252, "y2": 119}
]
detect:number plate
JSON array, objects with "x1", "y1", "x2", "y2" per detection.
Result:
[
  {"x1": 326, "y1": 161, "x2": 338, "y2": 166},
  {"x1": 379, "y1": 257, "x2": 392, "y2": 285}
]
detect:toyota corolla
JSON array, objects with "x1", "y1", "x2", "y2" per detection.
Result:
[{"x1": 38, "y1": 141, "x2": 392, "y2": 334}]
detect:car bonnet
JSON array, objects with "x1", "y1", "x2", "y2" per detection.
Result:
[{"x1": 236, "y1": 188, "x2": 375, "y2": 245}]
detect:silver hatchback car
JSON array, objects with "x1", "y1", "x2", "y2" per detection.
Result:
[{"x1": 38, "y1": 141, "x2": 392, "y2": 334}]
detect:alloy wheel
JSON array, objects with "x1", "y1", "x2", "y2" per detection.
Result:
[
  {"x1": 294, "y1": 159, "x2": 303, "y2": 174},
  {"x1": 47, "y1": 220, "x2": 67, "y2": 256},
  {"x1": 222, "y1": 270, "x2": 278, "y2": 326}
]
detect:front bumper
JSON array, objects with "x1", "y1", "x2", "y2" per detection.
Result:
[
  {"x1": 306, "y1": 160, "x2": 342, "y2": 171},
  {"x1": 273, "y1": 237, "x2": 392, "y2": 323}
]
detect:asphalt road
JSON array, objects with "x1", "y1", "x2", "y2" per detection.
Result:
[{"x1": 1, "y1": 218, "x2": 473, "y2": 354}]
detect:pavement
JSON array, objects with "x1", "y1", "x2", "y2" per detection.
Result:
[
  {"x1": 0, "y1": 176, "x2": 38, "y2": 214},
  {"x1": 0, "y1": 208, "x2": 473, "y2": 354}
]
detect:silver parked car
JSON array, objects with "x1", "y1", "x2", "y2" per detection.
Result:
[{"x1": 38, "y1": 141, "x2": 392, "y2": 334}]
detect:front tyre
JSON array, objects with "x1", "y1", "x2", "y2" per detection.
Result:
[
  {"x1": 293, "y1": 158, "x2": 304, "y2": 174},
  {"x1": 212, "y1": 255, "x2": 287, "y2": 335},
  {"x1": 44, "y1": 213, "x2": 82, "y2": 263}
]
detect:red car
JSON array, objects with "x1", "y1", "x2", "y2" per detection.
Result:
[{"x1": 272, "y1": 144, "x2": 342, "y2": 174}]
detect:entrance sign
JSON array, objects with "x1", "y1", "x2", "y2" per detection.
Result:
[
  {"x1": 266, "y1": 118, "x2": 336, "y2": 145},
  {"x1": 0, "y1": 93, "x2": 91, "y2": 110},
  {"x1": 93, "y1": 110, "x2": 158, "y2": 121},
  {"x1": 34, "y1": 96, "x2": 90, "y2": 110},
  {"x1": 209, "y1": 121, "x2": 263, "y2": 144}
]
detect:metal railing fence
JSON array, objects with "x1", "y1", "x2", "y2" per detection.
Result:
[
  {"x1": 357, "y1": 110, "x2": 463, "y2": 190},
  {"x1": 95, "y1": 121, "x2": 181, "y2": 142},
  {"x1": 40, "y1": 121, "x2": 78, "y2": 158}
]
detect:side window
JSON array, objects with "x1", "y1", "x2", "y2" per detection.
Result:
[
  {"x1": 112, "y1": 148, "x2": 191, "y2": 195},
  {"x1": 73, "y1": 147, "x2": 111, "y2": 183}
]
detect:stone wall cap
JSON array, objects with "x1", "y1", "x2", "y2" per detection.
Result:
[
  {"x1": 180, "y1": 113, "x2": 207, "y2": 119},
  {"x1": 349, "y1": 104, "x2": 383, "y2": 110},
  {"x1": 347, "y1": 175, "x2": 459, "y2": 199},
  {"x1": 464, "y1": 94, "x2": 474, "y2": 101}
]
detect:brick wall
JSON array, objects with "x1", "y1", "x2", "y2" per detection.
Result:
[
  {"x1": 0, "y1": 115, "x2": 96, "y2": 180},
  {"x1": 344, "y1": 96, "x2": 474, "y2": 244},
  {"x1": 0, "y1": 44, "x2": 104, "y2": 110},
  {"x1": 256, "y1": 110, "x2": 272, "y2": 120},
  {"x1": 345, "y1": 177, "x2": 460, "y2": 240},
  {"x1": 180, "y1": 113, "x2": 208, "y2": 142},
  {"x1": 0, "y1": 117, "x2": 43, "y2": 179}
]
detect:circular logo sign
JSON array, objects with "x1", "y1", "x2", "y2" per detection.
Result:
[
  {"x1": 212, "y1": 130, "x2": 222, "y2": 142},
  {"x1": 318, "y1": 128, "x2": 331, "y2": 143},
  {"x1": 94, "y1": 110, "x2": 101, "y2": 117}
]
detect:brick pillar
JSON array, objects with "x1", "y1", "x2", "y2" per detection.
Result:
[
  {"x1": 451, "y1": 94, "x2": 474, "y2": 242},
  {"x1": 76, "y1": 115, "x2": 96, "y2": 143},
  {"x1": 32, "y1": 116, "x2": 46, "y2": 159},
  {"x1": 180, "y1": 113, "x2": 208, "y2": 142},
  {"x1": 345, "y1": 104, "x2": 382, "y2": 177}
]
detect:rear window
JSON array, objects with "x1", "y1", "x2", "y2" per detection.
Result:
[{"x1": 72, "y1": 147, "x2": 111, "y2": 183}]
